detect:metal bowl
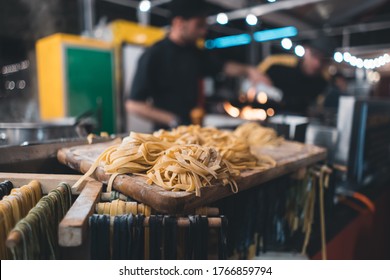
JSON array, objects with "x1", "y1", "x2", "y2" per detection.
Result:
[{"x1": 0, "y1": 119, "x2": 88, "y2": 146}]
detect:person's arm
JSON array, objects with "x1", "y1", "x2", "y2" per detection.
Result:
[
  {"x1": 200, "y1": 51, "x2": 272, "y2": 85},
  {"x1": 223, "y1": 61, "x2": 273, "y2": 85},
  {"x1": 126, "y1": 100, "x2": 179, "y2": 128}
]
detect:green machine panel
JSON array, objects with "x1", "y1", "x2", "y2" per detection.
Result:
[{"x1": 65, "y1": 46, "x2": 116, "y2": 134}]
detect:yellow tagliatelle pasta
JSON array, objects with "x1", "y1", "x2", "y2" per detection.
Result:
[
  {"x1": 153, "y1": 125, "x2": 274, "y2": 171},
  {"x1": 72, "y1": 124, "x2": 281, "y2": 196},
  {"x1": 103, "y1": 132, "x2": 172, "y2": 174},
  {"x1": 146, "y1": 144, "x2": 238, "y2": 196},
  {"x1": 234, "y1": 122, "x2": 283, "y2": 147}
]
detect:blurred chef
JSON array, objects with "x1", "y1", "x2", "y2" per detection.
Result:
[
  {"x1": 258, "y1": 36, "x2": 335, "y2": 116},
  {"x1": 127, "y1": 0, "x2": 271, "y2": 129}
]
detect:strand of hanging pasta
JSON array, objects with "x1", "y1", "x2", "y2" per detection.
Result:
[
  {"x1": 9, "y1": 183, "x2": 72, "y2": 260},
  {"x1": 72, "y1": 124, "x2": 280, "y2": 195},
  {"x1": 0, "y1": 180, "x2": 42, "y2": 259}
]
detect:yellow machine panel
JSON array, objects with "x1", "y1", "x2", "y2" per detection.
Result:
[
  {"x1": 36, "y1": 34, "x2": 117, "y2": 133},
  {"x1": 109, "y1": 20, "x2": 166, "y2": 46}
]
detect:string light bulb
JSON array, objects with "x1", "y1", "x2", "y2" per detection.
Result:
[
  {"x1": 216, "y1": 13, "x2": 228, "y2": 25},
  {"x1": 281, "y1": 38, "x2": 293, "y2": 50},
  {"x1": 246, "y1": 14, "x2": 258, "y2": 26},
  {"x1": 294, "y1": 45, "x2": 305, "y2": 57},
  {"x1": 336, "y1": 51, "x2": 390, "y2": 69},
  {"x1": 139, "y1": 0, "x2": 151, "y2": 12}
]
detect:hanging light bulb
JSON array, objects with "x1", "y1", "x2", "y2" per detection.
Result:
[
  {"x1": 342, "y1": 52, "x2": 390, "y2": 69},
  {"x1": 139, "y1": 0, "x2": 151, "y2": 12},
  {"x1": 333, "y1": 52, "x2": 343, "y2": 63},
  {"x1": 294, "y1": 45, "x2": 305, "y2": 57},
  {"x1": 343, "y1": 52, "x2": 351, "y2": 63},
  {"x1": 216, "y1": 13, "x2": 228, "y2": 25},
  {"x1": 246, "y1": 14, "x2": 258, "y2": 26},
  {"x1": 281, "y1": 38, "x2": 292, "y2": 50},
  {"x1": 356, "y1": 58, "x2": 364, "y2": 69}
]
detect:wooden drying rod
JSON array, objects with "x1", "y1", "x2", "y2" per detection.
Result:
[
  {"x1": 194, "y1": 207, "x2": 220, "y2": 216},
  {"x1": 0, "y1": 173, "x2": 101, "y2": 249},
  {"x1": 101, "y1": 192, "x2": 129, "y2": 202},
  {"x1": 107, "y1": 216, "x2": 223, "y2": 228},
  {"x1": 99, "y1": 192, "x2": 220, "y2": 216},
  {"x1": 0, "y1": 172, "x2": 92, "y2": 195},
  {"x1": 58, "y1": 181, "x2": 103, "y2": 247},
  {"x1": 6, "y1": 179, "x2": 104, "y2": 249},
  {"x1": 145, "y1": 216, "x2": 222, "y2": 228}
]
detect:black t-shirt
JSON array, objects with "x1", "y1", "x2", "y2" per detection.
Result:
[
  {"x1": 129, "y1": 37, "x2": 224, "y2": 125},
  {"x1": 266, "y1": 61, "x2": 327, "y2": 115}
]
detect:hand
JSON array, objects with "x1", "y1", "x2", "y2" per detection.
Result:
[
  {"x1": 168, "y1": 115, "x2": 181, "y2": 128},
  {"x1": 246, "y1": 66, "x2": 273, "y2": 86}
]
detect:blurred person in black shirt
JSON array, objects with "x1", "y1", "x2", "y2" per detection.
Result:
[
  {"x1": 127, "y1": 0, "x2": 271, "y2": 129},
  {"x1": 324, "y1": 72, "x2": 348, "y2": 109},
  {"x1": 258, "y1": 36, "x2": 335, "y2": 116}
]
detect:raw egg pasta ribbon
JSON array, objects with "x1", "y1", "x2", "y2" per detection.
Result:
[{"x1": 146, "y1": 145, "x2": 237, "y2": 196}]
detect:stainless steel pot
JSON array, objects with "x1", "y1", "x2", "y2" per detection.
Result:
[{"x1": 0, "y1": 119, "x2": 88, "y2": 146}]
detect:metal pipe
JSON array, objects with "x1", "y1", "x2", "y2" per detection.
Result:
[
  {"x1": 342, "y1": 29, "x2": 350, "y2": 49},
  {"x1": 300, "y1": 20, "x2": 390, "y2": 39},
  {"x1": 207, "y1": 0, "x2": 324, "y2": 24},
  {"x1": 82, "y1": 0, "x2": 95, "y2": 37},
  {"x1": 102, "y1": 0, "x2": 170, "y2": 17}
]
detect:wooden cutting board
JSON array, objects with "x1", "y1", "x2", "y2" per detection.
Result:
[{"x1": 57, "y1": 139, "x2": 326, "y2": 214}]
